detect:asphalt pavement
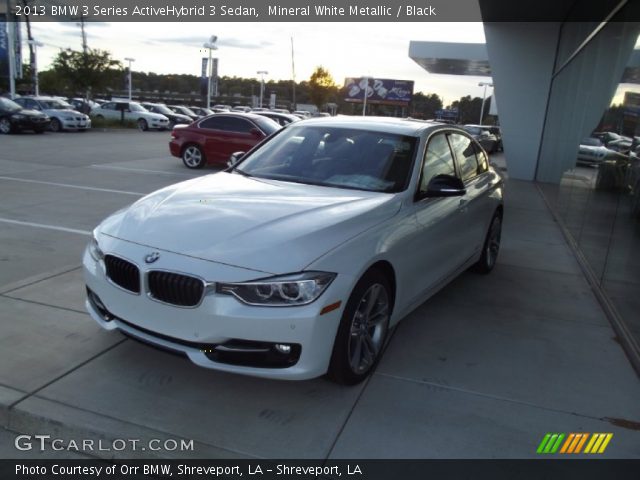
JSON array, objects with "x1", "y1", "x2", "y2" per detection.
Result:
[{"x1": 0, "y1": 130, "x2": 638, "y2": 459}]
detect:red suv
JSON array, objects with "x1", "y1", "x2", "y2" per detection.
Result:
[{"x1": 169, "y1": 113, "x2": 281, "y2": 169}]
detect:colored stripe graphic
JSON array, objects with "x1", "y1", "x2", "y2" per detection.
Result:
[
  {"x1": 584, "y1": 433, "x2": 613, "y2": 454},
  {"x1": 537, "y1": 433, "x2": 565, "y2": 454},
  {"x1": 538, "y1": 433, "x2": 613, "y2": 454},
  {"x1": 563, "y1": 433, "x2": 588, "y2": 454}
]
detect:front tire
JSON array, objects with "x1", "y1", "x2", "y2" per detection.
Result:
[
  {"x1": 0, "y1": 118, "x2": 13, "y2": 134},
  {"x1": 472, "y1": 212, "x2": 502, "y2": 274},
  {"x1": 182, "y1": 144, "x2": 205, "y2": 169},
  {"x1": 137, "y1": 119, "x2": 149, "y2": 131},
  {"x1": 328, "y1": 270, "x2": 391, "y2": 385},
  {"x1": 49, "y1": 118, "x2": 62, "y2": 132}
]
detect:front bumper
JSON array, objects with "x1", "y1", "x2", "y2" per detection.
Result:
[
  {"x1": 60, "y1": 117, "x2": 91, "y2": 130},
  {"x1": 15, "y1": 117, "x2": 50, "y2": 131},
  {"x1": 82, "y1": 236, "x2": 350, "y2": 380},
  {"x1": 149, "y1": 118, "x2": 170, "y2": 129}
]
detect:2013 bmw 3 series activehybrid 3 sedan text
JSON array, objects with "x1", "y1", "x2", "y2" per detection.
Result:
[{"x1": 83, "y1": 117, "x2": 504, "y2": 384}]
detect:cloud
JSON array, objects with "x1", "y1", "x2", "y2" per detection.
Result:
[{"x1": 153, "y1": 35, "x2": 274, "y2": 50}]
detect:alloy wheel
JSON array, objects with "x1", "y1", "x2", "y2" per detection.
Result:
[
  {"x1": 486, "y1": 216, "x2": 502, "y2": 268},
  {"x1": 183, "y1": 146, "x2": 203, "y2": 168},
  {"x1": 0, "y1": 118, "x2": 11, "y2": 134},
  {"x1": 348, "y1": 283, "x2": 390, "y2": 374}
]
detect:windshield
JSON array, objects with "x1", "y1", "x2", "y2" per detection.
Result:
[
  {"x1": 42, "y1": 99, "x2": 72, "y2": 110},
  {"x1": 0, "y1": 98, "x2": 22, "y2": 112},
  {"x1": 129, "y1": 103, "x2": 147, "y2": 112},
  {"x1": 235, "y1": 125, "x2": 417, "y2": 193},
  {"x1": 150, "y1": 104, "x2": 173, "y2": 115},
  {"x1": 174, "y1": 106, "x2": 196, "y2": 116}
]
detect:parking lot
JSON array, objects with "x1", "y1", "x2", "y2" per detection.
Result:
[{"x1": 0, "y1": 130, "x2": 639, "y2": 459}]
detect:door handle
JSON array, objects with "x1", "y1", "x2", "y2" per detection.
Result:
[{"x1": 458, "y1": 198, "x2": 468, "y2": 213}]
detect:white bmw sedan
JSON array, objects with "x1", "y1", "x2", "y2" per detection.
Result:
[{"x1": 83, "y1": 117, "x2": 504, "y2": 384}]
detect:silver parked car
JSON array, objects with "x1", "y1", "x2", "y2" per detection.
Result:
[{"x1": 14, "y1": 96, "x2": 91, "y2": 132}]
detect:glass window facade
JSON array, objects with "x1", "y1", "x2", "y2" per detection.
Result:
[{"x1": 537, "y1": 13, "x2": 640, "y2": 357}]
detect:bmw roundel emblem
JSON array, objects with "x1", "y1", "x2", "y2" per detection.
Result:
[{"x1": 144, "y1": 252, "x2": 160, "y2": 264}]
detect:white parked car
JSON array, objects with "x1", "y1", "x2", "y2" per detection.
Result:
[
  {"x1": 14, "y1": 96, "x2": 91, "y2": 132},
  {"x1": 577, "y1": 138, "x2": 627, "y2": 166},
  {"x1": 90, "y1": 101, "x2": 169, "y2": 131},
  {"x1": 83, "y1": 117, "x2": 504, "y2": 384}
]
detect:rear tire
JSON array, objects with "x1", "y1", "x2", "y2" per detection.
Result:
[
  {"x1": 328, "y1": 269, "x2": 391, "y2": 385},
  {"x1": 472, "y1": 212, "x2": 502, "y2": 274},
  {"x1": 182, "y1": 144, "x2": 205, "y2": 169}
]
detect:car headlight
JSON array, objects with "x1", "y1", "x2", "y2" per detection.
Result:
[
  {"x1": 217, "y1": 272, "x2": 336, "y2": 306},
  {"x1": 88, "y1": 233, "x2": 104, "y2": 262},
  {"x1": 12, "y1": 113, "x2": 26, "y2": 120}
]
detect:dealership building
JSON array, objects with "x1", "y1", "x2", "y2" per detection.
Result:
[{"x1": 408, "y1": 1, "x2": 640, "y2": 372}]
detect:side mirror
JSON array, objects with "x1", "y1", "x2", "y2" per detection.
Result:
[
  {"x1": 424, "y1": 174, "x2": 466, "y2": 198},
  {"x1": 228, "y1": 151, "x2": 246, "y2": 168}
]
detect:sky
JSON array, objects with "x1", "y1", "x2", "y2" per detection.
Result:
[
  {"x1": 23, "y1": 21, "x2": 640, "y2": 106},
  {"x1": 26, "y1": 21, "x2": 489, "y2": 105}
]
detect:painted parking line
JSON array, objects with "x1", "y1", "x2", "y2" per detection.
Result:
[
  {"x1": 0, "y1": 218, "x2": 91, "y2": 236},
  {"x1": 0, "y1": 176, "x2": 146, "y2": 196},
  {"x1": 89, "y1": 164, "x2": 200, "y2": 177}
]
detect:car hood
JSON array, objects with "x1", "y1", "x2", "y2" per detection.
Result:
[
  {"x1": 44, "y1": 108, "x2": 86, "y2": 117},
  {"x1": 142, "y1": 112, "x2": 168, "y2": 120},
  {"x1": 15, "y1": 109, "x2": 48, "y2": 118},
  {"x1": 100, "y1": 172, "x2": 402, "y2": 274},
  {"x1": 169, "y1": 113, "x2": 192, "y2": 122}
]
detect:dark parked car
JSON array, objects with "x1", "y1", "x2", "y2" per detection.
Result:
[
  {"x1": 188, "y1": 106, "x2": 214, "y2": 117},
  {"x1": 169, "y1": 113, "x2": 281, "y2": 169},
  {"x1": 0, "y1": 97, "x2": 51, "y2": 134},
  {"x1": 68, "y1": 98, "x2": 100, "y2": 115},
  {"x1": 141, "y1": 103, "x2": 192, "y2": 127},
  {"x1": 253, "y1": 111, "x2": 301, "y2": 127},
  {"x1": 486, "y1": 126, "x2": 503, "y2": 152},
  {"x1": 463, "y1": 125, "x2": 499, "y2": 153}
]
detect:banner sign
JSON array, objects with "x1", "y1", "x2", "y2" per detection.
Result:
[
  {"x1": 344, "y1": 77, "x2": 414, "y2": 106},
  {"x1": 0, "y1": 14, "x2": 8, "y2": 78},
  {"x1": 200, "y1": 57, "x2": 208, "y2": 96}
]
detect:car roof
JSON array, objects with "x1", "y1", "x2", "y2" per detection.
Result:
[
  {"x1": 291, "y1": 116, "x2": 451, "y2": 136},
  {"x1": 209, "y1": 112, "x2": 276, "y2": 121},
  {"x1": 21, "y1": 96, "x2": 60, "y2": 101}
]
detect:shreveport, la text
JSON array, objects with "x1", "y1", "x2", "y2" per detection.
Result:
[{"x1": 16, "y1": 463, "x2": 364, "y2": 477}]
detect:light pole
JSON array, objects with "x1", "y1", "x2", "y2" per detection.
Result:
[
  {"x1": 28, "y1": 40, "x2": 44, "y2": 96},
  {"x1": 257, "y1": 70, "x2": 268, "y2": 108},
  {"x1": 124, "y1": 57, "x2": 135, "y2": 101},
  {"x1": 361, "y1": 77, "x2": 370, "y2": 116},
  {"x1": 478, "y1": 81, "x2": 493, "y2": 125},
  {"x1": 203, "y1": 36, "x2": 218, "y2": 109}
]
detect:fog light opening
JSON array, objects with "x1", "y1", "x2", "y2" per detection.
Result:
[{"x1": 274, "y1": 344, "x2": 292, "y2": 354}]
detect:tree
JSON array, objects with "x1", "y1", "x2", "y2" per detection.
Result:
[
  {"x1": 410, "y1": 92, "x2": 443, "y2": 119},
  {"x1": 447, "y1": 95, "x2": 488, "y2": 124},
  {"x1": 51, "y1": 48, "x2": 122, "y2": 97},
  {"x1": 308, "y1": 66, "x2": 337, "y2": 110}
]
